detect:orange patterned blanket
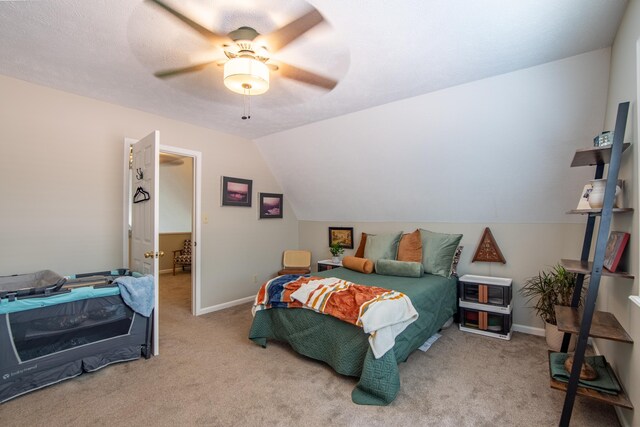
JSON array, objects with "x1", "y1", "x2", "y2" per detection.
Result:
[{"x1": 253, "y1": 275, "x2": 418, "y2": 358}]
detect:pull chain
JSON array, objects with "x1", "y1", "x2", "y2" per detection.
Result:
[{"x1": 241, "y1": 85, "x2": 251, "y2": 120}]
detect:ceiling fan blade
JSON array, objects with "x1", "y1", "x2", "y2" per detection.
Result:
[
  {"x1": 277, "y1": 62, "x2": 337, "y2": 90},
  {"x1": 154, "y1": 61, "x2": 217, "y2": 78},
  {"x1": 148, "y1": 0, "x2": 229, "y2": 45},
  {"x1": 259, "y1": 9, "x2": 324, "y2": 52}
]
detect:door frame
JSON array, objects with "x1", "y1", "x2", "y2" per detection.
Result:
[{"x1": 122, "y1": 139, "x2": 203, "y2": 316}]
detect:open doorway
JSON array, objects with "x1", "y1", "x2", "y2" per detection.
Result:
[
  {"x1": 156, "y1": 145, "x2": 202, "y2": 318},
  {"x1": 124, "y1": 138, "x2": 202, "y2": 355},
  {"x1": 158, "y1": 152, "x2": 193, "y2": 317}
]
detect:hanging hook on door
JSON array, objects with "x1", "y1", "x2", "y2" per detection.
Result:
[{"x1": 136, "y1": 168, "x2": 144, "y2": 180}]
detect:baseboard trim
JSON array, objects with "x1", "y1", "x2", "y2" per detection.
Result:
[
  {"x1": 512, "y1": 323, "x2": 545, "y2": 336},
  {"x1": 197, "y1": 296, "x2": 254, "y2": 315},
  {"x1": 614, "y1": 407, "x2": 630, "y2": 427}
]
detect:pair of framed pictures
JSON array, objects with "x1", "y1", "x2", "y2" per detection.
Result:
[{"x1": 221, "y1": 176, "x2": 283, "y2": 219}]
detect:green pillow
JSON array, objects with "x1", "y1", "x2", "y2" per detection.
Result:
[
  {"x1": 419, "y1": 229, "x2": 463, "y2": 277},
  {"x1": 364, "y1": 232, "x2": 402, "y2": 266},
  {"x1": 375, "y1": 259, "x2": 423, "y2": 278}
]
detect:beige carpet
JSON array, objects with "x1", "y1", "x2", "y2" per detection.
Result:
[{"x1": 0, "y1": 273, "x2": 620, "y2": 426}]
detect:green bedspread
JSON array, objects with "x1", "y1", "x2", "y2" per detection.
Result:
[{"x1": 248, "y1": 268, "x2": 457, "y2": 405}]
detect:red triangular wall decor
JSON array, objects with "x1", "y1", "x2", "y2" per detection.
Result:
[{"x1": 472, "y1": 227, "x2": 506, "y2": 263}]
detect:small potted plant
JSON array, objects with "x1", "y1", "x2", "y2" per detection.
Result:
[
  {"x1": 329, "y1": 243, "x2": 344, "y2": 263},
  {"x1": 520, "y1": 264, "x2": 584, "y2": 351}
]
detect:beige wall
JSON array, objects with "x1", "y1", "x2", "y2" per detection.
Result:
[
  {"x1": 597, "y1": 2, "x2": 640, "y2": 426},
  {"x1": 159, "y1": 158, "x2": 193, "y2": 233},
  {"x1": 0, "y1": 75, "x2": 299, "y2": 309},
  {"x1": 299, "y1": 221, "x2": 585, "y2": 328}
]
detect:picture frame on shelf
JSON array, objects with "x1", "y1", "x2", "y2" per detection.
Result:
[
  {"x1": 603, "y1": 231, "x2": 630, "y2": 272},
  {"x1": 259, "y1": 193, "x2": 283, "y2": 219},
  {"x1": 576, "y1": 184, "x2": 592, "y2": 210},
  {"x1": 221, "y1": 176, "x2": 252, "y2": 207},
  {"x1": 328, "y1": 227, "x2": 354, "y2": 249}
]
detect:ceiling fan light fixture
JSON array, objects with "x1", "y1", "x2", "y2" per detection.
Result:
[{"x1": 223, "y1": 58, "x2": 269, "y2": 95}]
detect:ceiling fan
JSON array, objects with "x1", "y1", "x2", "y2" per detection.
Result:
[{"x1": 148, "y1": 0, "x2": 338, "y2": 97}]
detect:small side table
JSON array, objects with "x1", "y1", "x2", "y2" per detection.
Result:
[
  {"x1": 458, "y1": 274, "x2": 513, "y2": 340},
  {"x1": 317, "y1": 259, "x2": 342, "y2": 272}
]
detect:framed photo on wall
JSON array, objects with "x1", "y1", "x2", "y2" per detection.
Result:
[
  {"x1": 259, "y1": 193, "x2": 283, "y2": 219},
  {"x1": 328, "y1": 227, "x2": 354, "y2": 249},
  {"x1": 221, "y1": 176, "x2": 252, "y2": 207}
]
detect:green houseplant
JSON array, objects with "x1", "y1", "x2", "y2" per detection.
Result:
[
  {"x1": 520, "y1": 264, "x2": 582, "y2": 351},
  {"x1": 329, "y1": 243, "x2": 345, "y2": 263}
]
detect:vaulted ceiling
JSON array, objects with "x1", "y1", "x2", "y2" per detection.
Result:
[
  {"x1": 0, "y1": 0, "x2": 630, "y2": 224},
  {"x1": 0, "y1": 0, "x2": 627, "y2": 139}
]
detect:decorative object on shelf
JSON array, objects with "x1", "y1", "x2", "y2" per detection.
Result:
[
  {"x1": 259, "y1": 192, "x2": 283, "y2": 219},
  {"x1": 564, "y1": 356, "x2": 598, "y2": 381},
  {"x1": 603, "y1": 231, "x2": 630, "y2": 272},
  {"x1": 328, "y1": 227, "x2": 354, "y2": 249},
  {"x1": 329, "y1": 243, "x2": 344, "y2": 263},
  {"x1": 471, "y1": 227, "x2": 506, "y2": 263},
  {"x1": 221, "y1": 176, "x2": 252, "y2": 207},
  {"x1": 550, "y1": 353, "x2": 621, "y2": 395},
  {"x1": 593, "y1": 131, "x2": 613, "y2": 147},
  {"x1": 520, "y1": 264, "x2": 583, "y2": 351},
  {"x1": 586, "y1": 179, "x2": 605, "y2": 208},
  {"x1": 587, "y1": 179, "x2": 621, "y2": 209},
  {"x1": 577, "y1": 180, "x2": 623, "y2": 210},
  {"x1": 575, "y1": 184, "x2": 593, "y2": 210}
]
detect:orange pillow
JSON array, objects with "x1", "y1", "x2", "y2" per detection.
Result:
[
  {"x1": 354, "y1": 233, "x2": 368, "y2": 258},
  {"x1": 397, "y1": 229, "x2": 422, "y2": 263},
  {"x1": 342, "y1": 256, "x2": 374, "y2": 274}
]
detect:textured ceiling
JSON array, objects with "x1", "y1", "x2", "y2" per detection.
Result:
[{"x1": 0, "y1": 0, "x2": 628, "y2": 139}]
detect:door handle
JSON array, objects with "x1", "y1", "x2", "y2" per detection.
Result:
[{"x1": 144, "y1": 251, "x2": 164, "y2": 258}]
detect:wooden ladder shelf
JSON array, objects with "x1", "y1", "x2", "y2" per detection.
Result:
[{"x1": 555, "y1": 102, "x2": 634, "y2": 426}]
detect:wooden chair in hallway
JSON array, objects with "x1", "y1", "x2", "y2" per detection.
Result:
[{"x1": 173, "y1": 239, "x2": 192, "y2": 275}]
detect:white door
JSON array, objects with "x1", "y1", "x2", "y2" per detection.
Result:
[{"x1": 130, "y1": 131, "x2": 161, "y2": 355}]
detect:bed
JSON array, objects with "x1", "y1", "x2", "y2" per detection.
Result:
[
  {"x1": 248, "y1": 267, "x2": 457, "y2": 405},
  {"x1": 0, "y1": 270, "x2": 152, "y2": 403}
]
